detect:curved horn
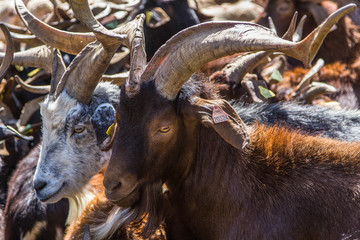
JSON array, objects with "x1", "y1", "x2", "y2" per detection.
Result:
[
  {"x1": 141, "y1": 4, "x2": 355, "y2": 100},
  {"x1": 301, "y1": 82, "x2": 337, "y2": 104},
  {"x1": 4, "y1": 23, "x2": 27, "y2": 34},
  {"x1": 294, "y1": 58, "x2": 325, "y2": 95},
  {"x1": 14, "y1": 75, "x2": 50, "y2": 94},
  {"x1": 0, "y1": 45, "x2": 66, "y2": 78},
  {"x1": 9, "y1": 32, "x2": 43, "y2": 47},
  {"x1": 0, "y1": 24, "x2": 14, "y2": 80},
  {"x1": 56, "y1": 0, "x2": 142, "y2": 104},
  {"x1": 15, "y1": 0, "x2": 96, "y2": 55},
  {"x1": 223, "y1": 12, "x2": 303, "y2": 84},
  {"x1": 222, "y1": 52, "x2": 271, "y2": 84},
  {"x1": 69, "y1": 0, "x2": 127, "y2": 49},
  {"x1": 17, "y1": 95, "x2": 45, "y2": 127}
]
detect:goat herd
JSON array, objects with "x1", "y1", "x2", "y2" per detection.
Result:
[{"x1": 0, "y1": 0, "x2": 360, "y2": 239}]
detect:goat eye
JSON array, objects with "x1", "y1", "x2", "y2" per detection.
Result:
[
  {"x1": 159, "y1": 126, "x2": 170, "y2": 133},
  {"x1": 74, "y1": 125, "x2": 85, "y2": 133}
]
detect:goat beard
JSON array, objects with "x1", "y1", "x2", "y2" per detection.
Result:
[{"x1": 125, "y1": 180, "x2": 167, "y2": 238}]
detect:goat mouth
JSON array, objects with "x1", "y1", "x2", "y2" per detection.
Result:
[
  {"x1": 106, "y1": 186, "x2": 140, "y2": 207},
  {"x1": 36, "y1": 182, "x2": 66, "y2": 203}
]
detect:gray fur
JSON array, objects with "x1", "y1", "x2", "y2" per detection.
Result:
[
  {"x1": 235, "y1": 102, "x2": 360, "y2": 142},
  {"x1": 33, "y1": 81, "x2": 119, "y2": 204},
  {"x1": 91, "y1": 103, "x2": 115, "y2": 145}
]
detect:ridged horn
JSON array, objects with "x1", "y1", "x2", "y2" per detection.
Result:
[
  {"x1": 141, "y1": 4, "x2": 355, "y2": 100},
  {"x1": 55, "y1": 0, "x2": 142, "y2": 104},
  {"x1": 222, "y1": 52, "x2": 271, "y2": 84},
  {"x1": 69, "y1": 0, "x2": 127, "y2": 50},
  {"x1": 15, "y1": 0, "x2": 96, "y2": 55},
  {"x1": 0, "y1": 24, "x2": 14, "y2": 80},
  {"x1": 0, "y1": 45, "x2": 65, "y2": 76}
]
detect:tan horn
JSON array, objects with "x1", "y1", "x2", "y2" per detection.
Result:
[
  {"x1": 9, "y1": 32, "x2": 43, "y2": 47},
  {"x1": 0, "y1": 24, "x2": 14, "y2": 80},
  {"x1": 294, "y1": 58, "x2": 325, "y2": 95},
  {"x1": 55, "y1": 0, "x2": 142, "y2": 104},
  {"x1": 141, "y1": 4, "x2": 355, "y2": 100},
  {"x1": 15, "y1": 0, "x2": 96, "y2": 55},
  {"x1": 14, "y1": 75, "x2": 50, "y2": 94}
]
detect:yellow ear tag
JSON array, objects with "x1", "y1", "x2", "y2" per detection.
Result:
[
  {"x1": 145, "y1": 10, "x2": 153, "y2": 26},
  {"x1": 15, "y1": 65, "x2": 24, "y2": 72},
  {"x1": 27, "y1": 68, "x2": 40, "y2": 77},
  {"x1": 106, "y1": 123, "x2": 114, "y2": 136},
  {"x1": 271, "y1": 69, "x2": 283, "y2": 82},
  {"x1": 259, "y1": 86, "x2": 276, "y2": 99}
]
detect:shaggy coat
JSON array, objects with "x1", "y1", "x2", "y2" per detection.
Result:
[
  {"x1": 103, "y1": 76, "x2": 360, "y2": 239},
  {"x1": 4, "y1": 144, "x2": 68, "y2": 239}
]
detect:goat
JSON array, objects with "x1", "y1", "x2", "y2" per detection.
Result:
[
  {"x1": 134, "y1": 0, "x2": 200, "y2": 60},
  {"x1": 101, "y1": 4, "x2": 358, "y2": 239},
  {"x1": 257, "y1": 0, "x2": 360, "y2": 64}
]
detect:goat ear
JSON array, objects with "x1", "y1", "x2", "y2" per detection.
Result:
[
  {"x1": 182, "y1": 97, "x2": 250, "y2": 150},
  {"x1": 90, "y1": 103, "x2": 115, "y2": 146}
]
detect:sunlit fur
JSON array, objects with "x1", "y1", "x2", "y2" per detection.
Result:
[{"x1": 65, "y1": 181, "x2": 166, "y2": 240}]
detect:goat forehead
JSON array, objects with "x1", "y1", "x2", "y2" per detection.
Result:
[
  {"x1": 41, "y1": 93, "x2": 80, "y2": 126},
  {"x1": 119, "y1": 85, "x2": 174, "y2": 124}
]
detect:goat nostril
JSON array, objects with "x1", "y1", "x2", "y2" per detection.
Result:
[{"x1": 33, "y1": 180, "x2": 47, "y2": 192}]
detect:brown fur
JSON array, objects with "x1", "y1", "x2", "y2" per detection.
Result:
[
  {"x1": 274, "y1": 59, "x2": 360, "y2": 108},
  {"x1": 64, "y1": 173, "x2": 166, "y2": 240}
]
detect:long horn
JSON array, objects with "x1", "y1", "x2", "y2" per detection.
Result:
[
  {"x1": 0, "y1": 24, "x2": 14, "y2": 80},
  {"x1": 0, "y1": 45, "x2": 66, "y2": 79},
  {"x1": 222, "y1": 52, "x2": 271, "y2": 84},
  {"x1": 4, "y1": 23, "x2": 27, "y2": 34},
  {"x1": 14, "y1": 75, "x2": 50, "y2": 94},
  {"x1": 223, "y1": 11, "x2": 301, "y2": 84},
  {"x1": 55, "y1": 0, "x2": 143, "y2": 104},
  {"x1": 15, "y1": 0, "x2": 96, "y2": 55},
  {"x1": 9, "y1": 32, "x2": 43, "y2": 47},
  {"x1": 141, "y1": 4, "x2": 355, "y2": 100}
]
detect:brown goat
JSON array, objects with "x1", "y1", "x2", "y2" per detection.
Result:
[{"x1": 100, "y1": 4, "x2": 358, "y2": 239}]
